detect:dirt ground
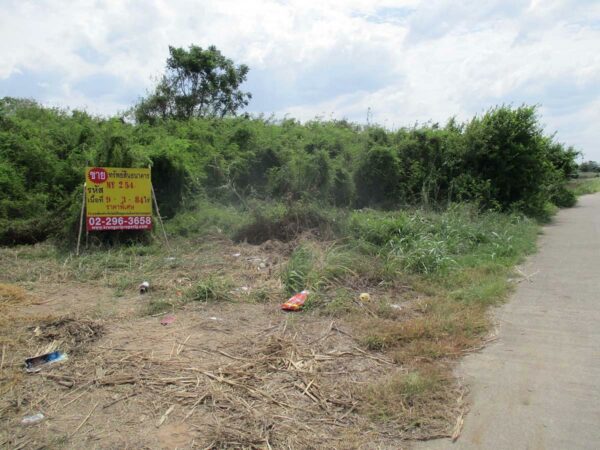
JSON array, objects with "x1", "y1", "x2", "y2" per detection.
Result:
[{"x1": 0, "y1": 238, "x2": 458, "y2": 450}]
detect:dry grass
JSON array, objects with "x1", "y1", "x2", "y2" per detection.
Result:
[
  {"x1": 359, "y1": 365, "x2": 465, "y2": 440},
  {"x1": 0, "y1": 209, "x2": 536, "y2": 448},
  {"x1": 356, "y1": 298, "x2": 488, "y2": 356},
  {"x1": 0, "y1": 283, "x2": 28, "y2": 310},
  {"x1": 0, "y1": 314, "x2": 106, "y2": 418},
  {"x1": 338, "y1": 297, "x2": 483, "y2": 442},
  {"x1": 1, "y1": 311, "x2": 411, "y2": 449}
]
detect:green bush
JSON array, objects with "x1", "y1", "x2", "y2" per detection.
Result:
[
  {"x1": 355, "y1": 145, "x2": 403, "y2": 207},
  {"x1": 0, "y1": 98, "x2": 579, "y2": 245},
  {"x1": 551, "y1": 186, "x2": 577, "y2": 208}
]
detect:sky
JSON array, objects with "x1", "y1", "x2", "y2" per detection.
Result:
[{"x1": 1, "y1": 0, "x2": 599, "y2": 159}]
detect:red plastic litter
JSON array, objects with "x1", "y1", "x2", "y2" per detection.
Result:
[
  {"x1": 281, "y1": 290, "x2": 309, "y2": 311},
  {"x1": 160, "y1": 315, "x2": 176, "y2": 325}
]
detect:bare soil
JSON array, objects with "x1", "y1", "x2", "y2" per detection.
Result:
[{"x1": 0, "y1": 239, "x2": 460, "y2": 449}]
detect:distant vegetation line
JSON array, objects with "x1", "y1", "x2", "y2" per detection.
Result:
[{"x1": 0, "y1": 97, "x2": 579, "y2": 245}]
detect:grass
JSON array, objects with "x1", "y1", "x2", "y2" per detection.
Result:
[
  {"x1": 363, "y1": 369, "x2": 446, "y2": 420},
  {"x1": 0, "y1": 200, "x2": 543, "y2": 441},
  {"x1": 567, "y1": 177, "x2": 600, "y2": 196},
  {"x1": 341, "y1": 207, "x2": 538, "y2": 436},
  {"x1": 353, "y1": 208, "x2": 537, "y2": 356},
  {"x1": 144, "y1": 298, "x2": 174, "y2": 315},
  {"x1": 359, "y1": 367, "x2": 461, "y2": 437},
  {"x1": 166, "y1": 200, "x2": 249, "y2": 238},
  {"x1": 267, "y1": 204, "x2": 538, "y2": 434},
  {"x1": 186, "y1": 277, "x2": 233, "y2": 302},
  {"x1": 0, "y1": 283, "x2": 27, "y2": 307}
]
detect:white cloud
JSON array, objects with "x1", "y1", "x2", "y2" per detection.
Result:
[{"x1": 0, "y1": 0, "x2": 599, "y2": 158}]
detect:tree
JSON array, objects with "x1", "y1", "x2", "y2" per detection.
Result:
[
  {"x1": 134, "y1": 45, "x2": 251, "y2": 123},
  {"x1": 580, "y1": 160, "x2": 600, "y2": 173}
]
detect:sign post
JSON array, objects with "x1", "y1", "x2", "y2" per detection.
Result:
[
  {"x1": 75, "y1": 166, "x2": 170, "y2": 254},
  {"x1": 76, "y1": 183, "x2": 87, "y2": 256}
]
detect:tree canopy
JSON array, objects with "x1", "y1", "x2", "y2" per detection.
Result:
[
  {"x1": 134, "y1": 45, "x2": 251, "y2": 123},
  {"x1": 580, "y1": 160, "x2": 600, "y2": 172}
]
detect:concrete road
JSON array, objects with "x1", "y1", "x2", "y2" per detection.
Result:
[{"x1": 416, "y1": 194, "x2": 600, "y2": 450}]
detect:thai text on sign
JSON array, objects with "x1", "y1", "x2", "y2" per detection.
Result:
[{"x1": 85, "y1": 167, "x2": 153, "y2": 231}]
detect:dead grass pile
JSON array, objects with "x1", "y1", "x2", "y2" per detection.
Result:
[
  {"x1": 0, "y1": 314, "x2": 105, "y2": 420},
  {"x1": 0, "y1": 283, "x2": 28, "y2": 311},
  {"x1": 9, "y1": 321, "x2": 410, "y2": 448},
  {"x1": 233, "y1": 207, "x2": 335, "y2": 244},
  {"x1": 32, "y1": 317, "x2": 104, "y2": 353}
]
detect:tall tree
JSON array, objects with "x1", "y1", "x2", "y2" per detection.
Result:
[{"x1": 134, "y1": 45, "x2": 251, "y2": 123}]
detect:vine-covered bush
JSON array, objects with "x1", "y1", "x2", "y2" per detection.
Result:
[{"x1": 0, "y1": 97, "x2": 579, "y2": 245}]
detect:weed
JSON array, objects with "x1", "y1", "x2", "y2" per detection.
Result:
[
  {"x1": 568, "y1": 178, "x2": 600, "y2": 196},
  {"x1": 143, "y1": 299, "x2": 173, "y2": 315},
  {"x1": 249, "y1": 287, "x2": 271, "y2": 303},
  {"x1": 187, "y1": 277, "x2": 233, "y2": 302},
  {"x1": 363, "y1": 335, "x2": 386, "y2": 351},
  {"x1": 234, "y1": 201, "x2": 341, "y2": 244},
  {"x1": 113, "y1": 274, "x2": 137, "y2": 297},
  {"x1": 359, "y1": 367, "x2": 458, "y2": 435},
  {"x1": 322, "y1": 289, "x2": 358, "y2": 316},
  {"x1": 280, "y1": 245, "x2": 315, "y2": 295},
  {"x1": 166, "y1": 200, "x2": 248, "y2": 238}
]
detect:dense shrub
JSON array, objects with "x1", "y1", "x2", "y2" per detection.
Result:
[{"x1": 0, "y1": 98, "x2": 579, "y2": 245}]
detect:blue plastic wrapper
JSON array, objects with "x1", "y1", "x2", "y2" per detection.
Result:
[{"x1": 25, "y1": 351, "x2": 67, "y2": 372}]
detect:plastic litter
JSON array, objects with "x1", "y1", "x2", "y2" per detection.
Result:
[
  {"x1": 390, "y1": 304, "x2": 402, "y2": 310},
  {"x1": 230, "y1": 286, "x2": 250, "y2": 295},
  {"x1": 232, "y1": 252, "x2": 241, "y2": 257},
  {"x1": 25, "y1": 351, "x2": 67, "y2": 373},
  {"x1": 359, "y1": 293, "x2": 371, "y2": 302},
  {"x1": 281, "y1": 290, "x2": 310, "y2": 311},
  {"x1": 160, "y1": 315, "x2": 176, "y2": 326},
  {"x1": 21, "y1": 413, "x2": 44, "y2": 425},
  {"x1": 139, "y1": 281, "x2": 150, "y2": 294}
]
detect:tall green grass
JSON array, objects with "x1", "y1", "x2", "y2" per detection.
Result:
[
  {"x1": 344, "y1": 205, "x2": 536, "y2": 276},
  {"x1": 568, "y1": 178, "x2": 600, "y2": 197},
  {"x1": 278, "y1": 204, "x2": 538, "y2": 312}
]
